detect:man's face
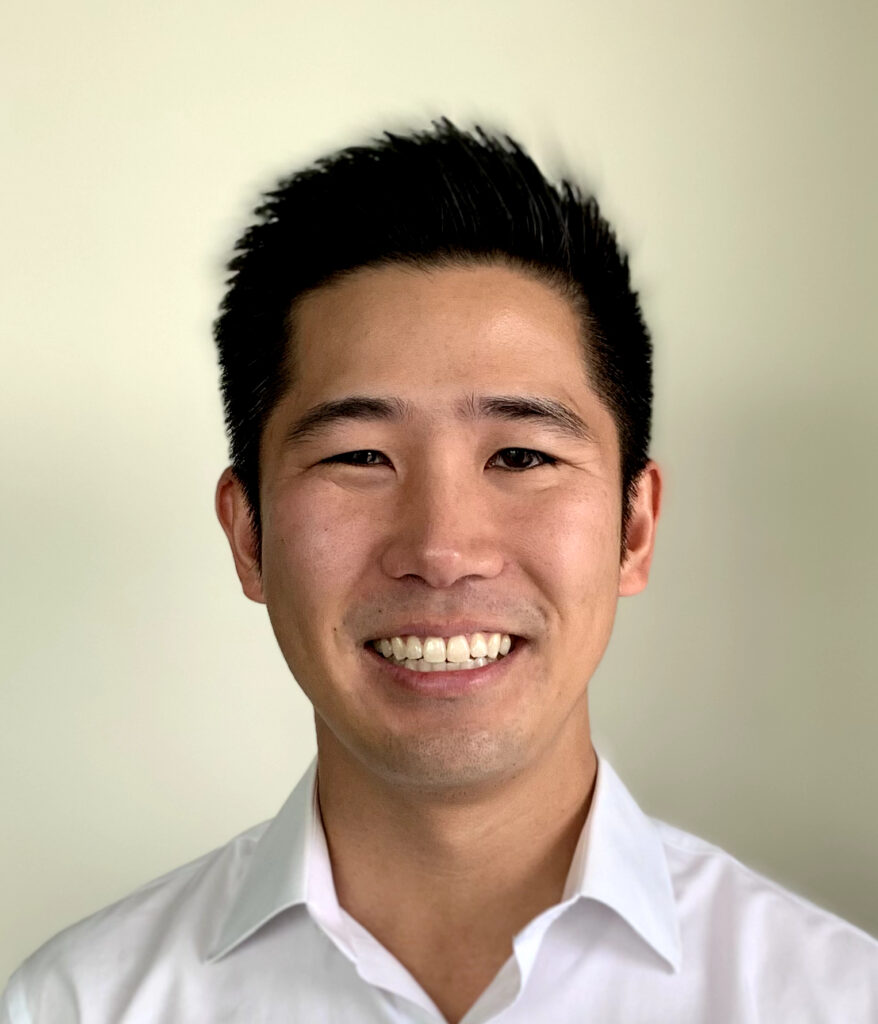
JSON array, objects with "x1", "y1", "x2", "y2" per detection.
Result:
[{"x1": 218, "y1": 262, "x2": 659, "y2": 792}]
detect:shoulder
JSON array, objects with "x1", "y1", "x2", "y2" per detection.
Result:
[
  {"x1": 653, "y1": 817, "x2": 878, "y2": 1015},
  {"x1": 2, "y1": 819, "x2": 270, "y2": 1023}
]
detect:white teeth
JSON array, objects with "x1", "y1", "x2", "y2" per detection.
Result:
[
  {"x1": 445, "y1": 635, "x2": 470, "y2": 662},
  {"x1": 468, "y1": 633, "x2": 488, "y2": 658},
  {"x1": 373, "y1": 631, "x2": 515, "y2": 670},
  {"x1": 404, "y1": 636, "x2": 423, "y2": 660},
  {"x1": 422, "y1": 637, "x2": 447, "y2": 663},
  {"x1": 400, "y1": 658, "x2": 489, "y2": 673},
  {"x1": 403, "y1": 658, "x2": 433, "y2": 672}
]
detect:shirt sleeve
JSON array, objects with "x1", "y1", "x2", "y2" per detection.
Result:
[{"x1": 0, "y1": 970, "x2": 32, "y2": 1024}]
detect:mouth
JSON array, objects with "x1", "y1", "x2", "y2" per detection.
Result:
[{"x1": 363, "y1": 631, "x2": 524, "y2": 696}]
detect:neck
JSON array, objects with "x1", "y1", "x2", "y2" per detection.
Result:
[{"x1": 314, "y1": 723, "x2": 597, "y2": 1021}]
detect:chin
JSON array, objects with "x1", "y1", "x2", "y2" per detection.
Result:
[{"x1": 355, "y1": 724, "x2": 532, "y2": 794}]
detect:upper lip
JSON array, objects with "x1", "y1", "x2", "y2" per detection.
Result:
[{"x1": 365, "y1": 623, "x2": 524, "y2": 642}]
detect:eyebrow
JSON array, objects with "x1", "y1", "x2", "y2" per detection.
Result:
[{"x1": 282, "y1": 393, "x2": 595, "y2": 447}]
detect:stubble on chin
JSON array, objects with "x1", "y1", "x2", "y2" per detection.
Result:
[{"x1": 361, "y1": 721, "x2": 533, "y2": 796}]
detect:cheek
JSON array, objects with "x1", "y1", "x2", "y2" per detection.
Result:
[
  {"x1": 517, "y1": 486, "x2": 621, "y2": 608},
  {"x1": 260, "y1": 480, "x2": 373, "y2": 610}
]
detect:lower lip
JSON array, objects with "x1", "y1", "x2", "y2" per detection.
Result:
[{"x1": 364, "y1": 641, "x2": 523, "y2": 698}]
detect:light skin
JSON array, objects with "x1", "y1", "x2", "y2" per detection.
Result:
[{"x1": 217, "y1": 262, "x2": 662, "y2": 1024}]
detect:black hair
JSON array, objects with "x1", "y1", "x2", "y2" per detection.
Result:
[{"x1": 214, "y1": 118, "x2": 653, "y2": 563}]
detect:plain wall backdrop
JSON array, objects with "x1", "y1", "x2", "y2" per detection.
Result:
[{"x1": 2, "y1": 0, "x2": 876, "y2": 982}]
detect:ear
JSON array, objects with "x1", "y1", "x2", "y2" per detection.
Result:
[
  {"x1": 215, "y1": 467, "x2": 265, "y2": 604},
  {"x1": 618, "y1": 460, "x2": 663, "y2": 597}
]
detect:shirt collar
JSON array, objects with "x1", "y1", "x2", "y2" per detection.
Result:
[
  {"x1": 207, "y1": 751, "x2": 681, "y2": 972},
  {"x1": 564, "y1": 754, "x2": 682, "y2": 972},
  {"x1": 207, "y1": 760, "x2": 315, "y2": 962}
]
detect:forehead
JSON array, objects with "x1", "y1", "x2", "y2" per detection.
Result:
[{"x1": 288, "y1": 262, "x2": 592, "y2": 401}]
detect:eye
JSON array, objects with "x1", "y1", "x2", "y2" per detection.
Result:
[
  {"x1": 320, "y1": 448, "x2": 556, "y2": 471},
  {"x1": 322, "y1": 450, "x2": 391, "y2": 467},
  {"x1": 488, "y1": 448, "x2": 558, "y2": 471}
]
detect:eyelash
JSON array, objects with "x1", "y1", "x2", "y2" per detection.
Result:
[{"x1": 322, "y1": 448, "x2": 558, "y2": 471}]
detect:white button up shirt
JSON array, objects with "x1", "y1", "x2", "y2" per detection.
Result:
[{"x1": 3, "y1": 753, "x2": 877, "y2": 1022}]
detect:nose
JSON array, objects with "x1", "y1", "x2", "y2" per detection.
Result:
[{"x1": 379, "y1": 457, "x2": 505, "y2": 589}]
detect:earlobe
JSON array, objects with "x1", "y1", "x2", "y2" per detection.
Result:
[
  {"x1": 215, "y1": 467, "x2": 266, "y2": 604},
  {"x1": 619, "y1": 461, "x2": 662, "y2": 597}
]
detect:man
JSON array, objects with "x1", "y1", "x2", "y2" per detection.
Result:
[{"x1": 3, "y1": 120, "x2": 876, "y2": 1023}]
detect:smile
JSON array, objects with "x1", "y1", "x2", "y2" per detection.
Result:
[
  {"x1": 364, "y1": 632, "x2": 524, "y2": 697},
  {"x1": 368, "y1": 632, "x2": 514, "y2": 672}
]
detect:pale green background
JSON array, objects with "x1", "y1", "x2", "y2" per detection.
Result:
[{"x1": 2, "y1": 0, "x2": 876, "y2": 983}]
